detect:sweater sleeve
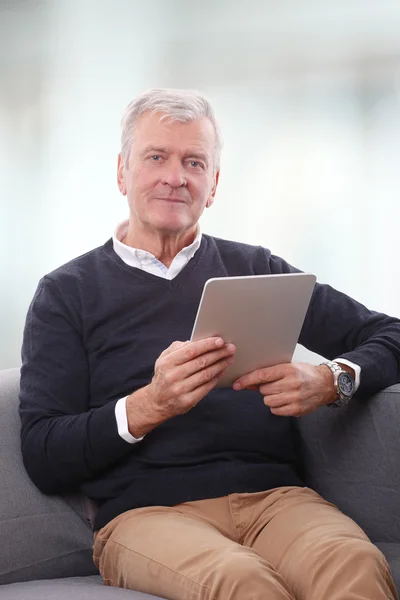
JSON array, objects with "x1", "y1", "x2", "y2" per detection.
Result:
[
  {"x1": 268, "y1": 252, "x2": 400, "y2": 396},
  {"x1": 19, "y1": 276, "x2": 133, "y2": 495}
]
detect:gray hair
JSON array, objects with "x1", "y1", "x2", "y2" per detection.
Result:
[{"x1": 120, "y1": 88, "x2": 222, "y2": 172}]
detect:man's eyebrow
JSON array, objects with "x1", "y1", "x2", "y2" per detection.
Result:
[
  {"x1": 140, "y1": 145, "x2": 169, "y2": 156},
  {"x1": 184, "y1": 152, "x2": 208, "y2": 163},
  {"x1": 140, "y1": 146, "x2": 209, "y2": 164}
]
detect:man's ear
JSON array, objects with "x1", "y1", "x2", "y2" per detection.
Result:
[
  {"x1": 117, "y1": 154, "x2": 127, "y2": 196},
  {"x1": 206, "y1": 170, "x2": 220, "y2": 208}
]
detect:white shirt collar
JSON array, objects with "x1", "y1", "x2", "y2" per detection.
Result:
[{"x1": 112, "y1": 220, "x2": 202, "y2": 280}]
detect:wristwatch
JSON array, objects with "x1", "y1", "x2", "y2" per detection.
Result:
[{"x1": 320, "y1": 361, "x2": 356, "y2": 408}]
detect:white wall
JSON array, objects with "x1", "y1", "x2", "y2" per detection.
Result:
[{"x1": 1, "y1": 0, "x2": 400, "y2": 368}]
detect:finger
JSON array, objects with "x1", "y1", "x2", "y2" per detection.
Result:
[
  {"x1": 263, "y1": 393, "x2": 291, "y2": 409},
  {"x1": 173, "y1": 337, "x2": 227, "y2": 366},
  {"x1": 269, "y1": 404, "x2": 297, "y2": 417},
  {"x1": 182, "y1": 372, "x2": 226, "y2": 408},
  {"x1": 269, "y1": 403, "x2": 306, "y2": 417},
  {"x1": 161, "y1": 340, "x2": 190, "y2": 358},
  {"x1": 176, "y1": 344, "x2": 236, "y2": 379},
  {"x1": 182, "y1": 356, "x2": 234, "y2": 393},
  {"x1": 259, "y1": 380, "x2": 288, "y2": 396},
  {"x1": 233, "y1": 364, "x2": 286, "y2": 391},
  {"x1": 265, "y1": 393, "x2": 315, "y2": 417}
]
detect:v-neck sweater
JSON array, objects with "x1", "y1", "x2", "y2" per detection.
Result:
[{"x1": 19, "y1": 234, "x2": 400, "y2": 530}]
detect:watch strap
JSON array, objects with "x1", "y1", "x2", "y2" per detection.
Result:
[{"x1": 320, "y1": 361, "x2": 354, "y2": 408}]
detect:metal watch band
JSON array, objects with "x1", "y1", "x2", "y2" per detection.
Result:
[
  {"x1": 321, "y1": 361, "x2": 342, "y2": 377},
  {"x1": 319, "y1": 361, "x2": 351, "y2": 408}
]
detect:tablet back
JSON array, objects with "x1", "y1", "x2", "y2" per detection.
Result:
[{"x1": 191, "y1": 273, "x2": 316, "y2": 387}]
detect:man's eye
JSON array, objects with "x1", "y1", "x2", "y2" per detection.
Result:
[
  {"x1": 189, "y1": 161, "x2": 202, "y2": 168},
  {"x1": 150, "y1": 155, "x2": 161, "y2": 161}
]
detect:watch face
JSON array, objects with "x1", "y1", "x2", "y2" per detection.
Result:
[{"x1": 338, "y1": 372, "x2": 355, "y2": 397}]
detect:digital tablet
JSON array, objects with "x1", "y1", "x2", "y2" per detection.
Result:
[{"x1": 190, "y1": 273, "x2": 316, "y2": 388}]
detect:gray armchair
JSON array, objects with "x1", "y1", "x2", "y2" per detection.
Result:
[{"x1": 0, "y1": 367, "x2": 399, "y2": 598}]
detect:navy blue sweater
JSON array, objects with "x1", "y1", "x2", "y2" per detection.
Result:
[{"x1": 19, "y1": 235, "x2": 400, "y2": 530}]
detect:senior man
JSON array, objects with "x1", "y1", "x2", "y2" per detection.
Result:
[{"x1": 20, "y1": 88, "x2": 400, "y2": 600}]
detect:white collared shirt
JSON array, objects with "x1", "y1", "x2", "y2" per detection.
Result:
[
  {"x1": 113, "y1": 220, "x2": 202, "y2": 280},
  {"x1": 112, "y1": 220, "x2": 360, "y2": 444},
  {"x1": 112, "y1": 220, "x2": 202, "y2": 443}
]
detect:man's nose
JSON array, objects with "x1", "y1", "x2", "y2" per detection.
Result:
[{"x1": 161, "y1": 161, "x2": 187, "y2": 187}]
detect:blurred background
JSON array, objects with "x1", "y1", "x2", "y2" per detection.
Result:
[{"x1": 1, "y1": 0, "x2": 399, "y2": 369}]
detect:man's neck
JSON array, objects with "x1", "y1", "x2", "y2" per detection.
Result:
[{"x1": 122, "y1": 222, "x2": 198, "y2": 268}]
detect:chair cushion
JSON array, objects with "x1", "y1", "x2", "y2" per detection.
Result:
[
  {"x1": 375, "y1": 543, "x2": 400, "y2": 593},
  {"x1": 0, "y1": 576, "x2": 165, "y2": 599},
  {"x1": 0, "y1": 368, "x2": 97, "y2": 584},
  {"x1": 297, "y1": 384, "x2": 400, "y2": 544}
]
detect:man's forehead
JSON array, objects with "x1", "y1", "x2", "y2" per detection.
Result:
[{"x1": 134, "y1": 111, "x2": 215, "y2": 147}]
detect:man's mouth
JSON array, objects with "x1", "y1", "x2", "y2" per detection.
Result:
[{"x1": 156, "y1": 197, "x2": 187, "y2": 203}]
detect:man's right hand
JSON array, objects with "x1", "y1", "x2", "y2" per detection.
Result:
[{"x1": 126, "y1": 337, "x2": 236, "y2": 438}]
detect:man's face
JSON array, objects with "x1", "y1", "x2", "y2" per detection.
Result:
[{"x1": 118, "y1": 111, "x2": 219, "y2": 236}]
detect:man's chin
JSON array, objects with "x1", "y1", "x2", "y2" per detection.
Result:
[{"x1": 151, "y1": 218, "x2": 195, "y2": 236}]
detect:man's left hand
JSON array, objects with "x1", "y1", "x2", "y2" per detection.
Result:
[{"x1": 232, "y1": 362, "x2": 338, "y2": 417}]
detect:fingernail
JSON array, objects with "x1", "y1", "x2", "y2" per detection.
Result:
[
  {"x1": 233, "y1": 382, "x2": 241, "y2": 390},
  {"x1": 215, "y1": 338, "x2": 224, "y2": 346},
  {"x1": 226, "y1": 343, "x2": 236, "y2": 353}
]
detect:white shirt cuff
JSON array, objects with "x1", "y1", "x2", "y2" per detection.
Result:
[
  {"x1": 115, "y1": 397, "x2": 144, "y2": 444},
  {"x1": 334, "y1": 358, "x2": 361, "y2": 391}
]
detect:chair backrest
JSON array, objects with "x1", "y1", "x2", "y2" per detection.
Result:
[
  {"x1": 297, "y1": 384, "x2": 400, "y2": 543},
  {"x1": 0, "y1": 368, "x2": 98, "y2": 585}
]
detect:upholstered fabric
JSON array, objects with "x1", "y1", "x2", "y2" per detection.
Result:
[
  {"x1": 0, "y1": 576, "x2": 165, "y2": 599},
  {"x1": 0, "y1": 368, "x2": 98, "y2": 585},
  {"x1": 375, "y1": 543, "x2": 400, "y2": 590},
  {"x1": 298, "y1": 384, "x2": 400, "y2": 591},
  {"x1": 297, "y1": 384, "x2": 400, "y2": 543}
]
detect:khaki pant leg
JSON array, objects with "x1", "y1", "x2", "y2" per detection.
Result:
[
  {"x1": 238, "y1": 487, "x2": 397, "y2": 600},
  {"x1": 93, "y1": 499, "x2": 295, "y2": 600}
]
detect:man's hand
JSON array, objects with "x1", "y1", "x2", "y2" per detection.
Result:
[
  {"x1": 126, "y1": 337, "x2": 236, "y2": 437},
  {"x1": 232, "y1": 362, "x2": 338, "y2": 417}
]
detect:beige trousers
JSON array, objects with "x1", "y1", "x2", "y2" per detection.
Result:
[{"x1": 93, "y1": 486, "x2": 397, "y2": 600}]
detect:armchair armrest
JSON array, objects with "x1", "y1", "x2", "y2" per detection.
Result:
[{"x1": 297, "y1": 385, "x2": 400, "y2": 543}]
